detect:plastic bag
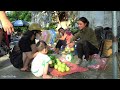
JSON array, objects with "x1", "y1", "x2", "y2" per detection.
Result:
[{"x1": 87, "y1": 54, "x2": 108, "y2": 70}]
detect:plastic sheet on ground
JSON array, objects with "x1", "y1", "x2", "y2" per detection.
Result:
[
  {"x1": 49, "y1": 61, "x2": 88, "y2": 77},
  {"x1": 87, "y1": 54, "x2": 108, "y2": 70}
]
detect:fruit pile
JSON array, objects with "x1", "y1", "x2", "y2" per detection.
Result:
[
  {"x1": 62, "y1": 46, "x2": 74, "y2": 54},
  {"x1": 49, "y1": 55, "x2": 70, "y2": 72}
]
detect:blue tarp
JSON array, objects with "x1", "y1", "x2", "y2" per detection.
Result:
[{"x1": 12, "y1": 20, "x2": 29, "y2": 27}]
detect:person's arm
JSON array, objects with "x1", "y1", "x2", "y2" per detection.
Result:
[
  {"x1": 59, "y1": 33, "x2": 67, "y2": 40},
  {"x1": 32, "y1": 51, "x2": 39, "y2": 58},
  {"x1": 70, "y1": 31, "x2": 80, "y2": 42},
  {"x1": 67, "y1": 31, "x2": 80, "y2": 48},
  {"x1": 0, "y1": 11, "x2": 14, "y2": 34}
]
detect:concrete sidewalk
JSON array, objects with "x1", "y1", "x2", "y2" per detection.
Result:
[{"x1": 0, "y1": 53, "x2": 120, "y2": 79}]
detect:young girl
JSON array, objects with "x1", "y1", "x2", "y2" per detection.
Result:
[{"x1": 31, "y1": 41, "x2": 52, "y2": 79}]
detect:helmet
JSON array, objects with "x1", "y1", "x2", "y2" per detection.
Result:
[{"x1": 28, "y1": 23, "x2": 42, "y2": 31}]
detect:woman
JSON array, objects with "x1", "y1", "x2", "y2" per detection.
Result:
[
  {"x1": 19, "y1": 23, "x2": 42, "y2": 71},
  {"x1": 55, "y1": 27, "x2": 73, "y2": 54},
  {"x1": 68, "y1": 17, "x2": 99, "y2": 63}
]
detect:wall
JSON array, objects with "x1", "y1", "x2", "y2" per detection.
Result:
[{"x1": 77, "y1": 11, "x2": 120, "y2": 29}]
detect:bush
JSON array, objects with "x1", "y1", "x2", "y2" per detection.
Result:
[
  {"x1": 44, "y1": 22, "x2": 57, "y2": 30},
  {"x1": 70, "y1": 27, "x2": 79, "y2": 35}
]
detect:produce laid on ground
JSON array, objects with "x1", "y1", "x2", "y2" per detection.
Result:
[
  {"x1": 49, "y1": 55, "x2": 70, "y2": 73},
  {"x1": 61, "y1": 46, "x2": 74, "y2": 54},
  {"x1": 65, "y1": 53, "x2": 74, "y2": 62},
  {"x1": 48, "y1": 47, "x2": 89, "y2": 77},
  {"x1": 47, "y1": 49, "x2": 54, "y2": 55}
]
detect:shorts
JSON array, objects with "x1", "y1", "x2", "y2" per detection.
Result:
[
  {"x1": 31, "y1": 66, "x2": 44, "y2": 77},
  {"x1": 55, "y1": 40, "x2": 66, "y2": 49}
]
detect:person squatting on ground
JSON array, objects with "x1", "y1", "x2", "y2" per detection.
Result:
[
  {"x1": 31, "y1": 40, "x2": 52, "y2": 79},
  {"x1": 54, "y1": 27, "x2": 73, "y2": 54},
  {"x1": 68, "y1": 17, "x2": 99, "y2": 63},
  {"x1": 18, "y1": 23, "x2": 42, "y2": 71}
]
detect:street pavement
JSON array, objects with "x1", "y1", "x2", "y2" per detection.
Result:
[
  {"x1": 0, "y1": 53, "x2": 120, "y2": 79},
  {"x1": 0, "y1": 54, "x2": 39, "y2": 79},
  {"x1": 0, "y1": 39, "x2": 120, "y2": 79}
]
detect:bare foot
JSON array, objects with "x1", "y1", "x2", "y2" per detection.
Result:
[
  {"x1": 20, "y1": 67, "x2": 30, "y2": 72},
  {"x1": 42, "y1": 75, "x2": 52, "y2": 79}
]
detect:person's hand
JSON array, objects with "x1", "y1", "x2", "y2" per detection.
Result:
[
  {"x1": 1, "y1": 18, "x2": 14, "y2": 35},
  {"x1": 68, "y1": 42, "x2": 74, "y2": 48},
  {"x1": 55, "y1": 37, "x2": 59, "y2": 41}
]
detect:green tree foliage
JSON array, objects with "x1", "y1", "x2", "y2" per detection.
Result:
[
  {"x1": 7, "y1": 11, "x2": 31, "y2": 22},
  {"x1": 7, "y1": 11, "x2": 31, "y2": 33}
]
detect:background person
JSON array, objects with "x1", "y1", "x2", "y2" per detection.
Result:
[{"x1": 54, "y1": 27, "x2": 73, "y2": 54}]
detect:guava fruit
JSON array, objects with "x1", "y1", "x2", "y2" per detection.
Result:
[
  {"x1": 57, "y1": 61, "x2": 62, "y2": 66},
  {"x1": 61, "y1": 67, "x2": 65, "y2": 72},
  {"x1": 70, "y1": 48, "x2": 74, "y2": 51},
  {"x1": 54, "y1": 64, "x2": 58, "y2": 69},
  {"x1": 61, "y1": 63, "x2": 66, "y2": 68},
  {"x1": 58, "y1": 67, "x2": 62, "y2": 72},
  {"x1": 65, "y1": 66, "x2": 70, "y2": 72},
  {"x1": 56, "y1": 59, "x2": 60, "y2": 63}
]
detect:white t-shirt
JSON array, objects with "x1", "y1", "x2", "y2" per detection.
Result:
[{"x1": 31, "y1": 53, "x2": 51, "y2": 77}]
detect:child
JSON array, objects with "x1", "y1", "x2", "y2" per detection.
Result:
[{"x1": 31, "y1": 40, "x2": 52, "y2": 79}]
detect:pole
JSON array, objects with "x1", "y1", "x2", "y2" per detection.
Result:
[{"x1": 112, "y1": 11, "x2": 118, "y2": 79}]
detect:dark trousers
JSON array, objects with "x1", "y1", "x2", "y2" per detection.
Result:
[
  {"x1": 76, "y1": 40, "x2": 99, "y2": 60},
  {"x1": 55, "y1": 40, "x2": 66, "y2": 49}
]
